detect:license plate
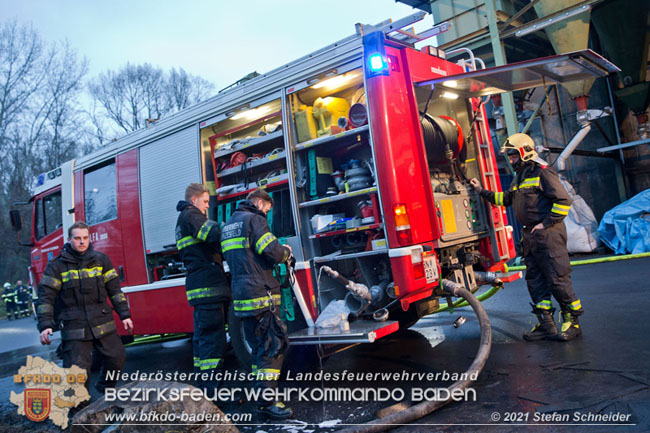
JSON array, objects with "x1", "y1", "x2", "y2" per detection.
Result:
[{"x1": 423, "y1": 255, "x2": 438, "y2": 284}]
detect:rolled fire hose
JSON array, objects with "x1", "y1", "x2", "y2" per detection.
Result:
[{"x1": 336, "y1": 279, "x2": 491, "y2": 433}]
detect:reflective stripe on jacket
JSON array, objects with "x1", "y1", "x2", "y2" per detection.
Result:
[
  {"x1": 220, "y1": 200, "x2": 290, "y2": 317},
  {"x1": 36, "y1": 243, "x2": 130, "y2": 340},
  {"x1": 175, "y1": 200, "x2": 230, "y2": 306},
  {"x1": 480, "y1": 163, "x2": 572, "y2": 227}
]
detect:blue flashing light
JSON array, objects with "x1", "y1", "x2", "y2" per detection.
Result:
[
  {"x1": 369, "y1": 53, "x2": 387, "y2": 72},
  {"x1": 36, "y1": 174, "x2": 45, "y2": 187},
  {"x1": 363, "y1": 31, "x2": 389, "y2": 78}
]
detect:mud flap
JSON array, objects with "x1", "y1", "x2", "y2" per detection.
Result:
[{"x1": 288, "y1": 320, "x2": 398, "y2": 345}]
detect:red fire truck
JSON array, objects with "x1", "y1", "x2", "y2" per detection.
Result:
[{"x1": 10, "y1": 13, "x2": 616, "y2": 361}]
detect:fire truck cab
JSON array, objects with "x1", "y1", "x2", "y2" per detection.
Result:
[{"x1": 10, "y1": 12, "x2": 617, "y2": 361}]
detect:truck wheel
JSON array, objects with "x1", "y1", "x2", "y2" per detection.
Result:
[{"x1": 227, "y1": 304, "x2": 252, "y2": 371}]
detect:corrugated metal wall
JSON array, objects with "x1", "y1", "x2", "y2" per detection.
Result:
[{"x1": 139, "y1": 125, "x2": 201, "y2": 253}]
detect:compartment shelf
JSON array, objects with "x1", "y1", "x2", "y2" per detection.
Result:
[
  {"x1": 217, "y1": 150, "x2": 287, "y2": 178},
  {"x1": 313, "y1": 248, "x2": 388, "y2": 264},
  {"x1": 299, "y1": 186, "x2": 377, "y2": 208},
  {"x1": 213, "y1": 130, "x2": 284, "y2": 159},
  {"x1": 294, "y1": 125, "x2": 369, "y2": 151},
  {"x1": 217, "y1": 176, "x2": 289, "y2": 201},
  {"x1": 309, "y1": 223, "x2": 383, "y2": 239}
]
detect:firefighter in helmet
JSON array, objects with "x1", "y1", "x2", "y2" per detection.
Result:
[
  {"x1": 175, "y1": 183, "x2": 230, "y2": 391},
  {"x1": 37, "y1": 221, "x2": 134, "y2": 391},
  {"x1": 470, "y1": 133, "x2": 583, "y2": 342},
  {"x1": 220, "y1": 188, "x2": 293, "y2": 420},
  {"x1": 16, "y1": 280, "x2": 32, "y2": 317},
  {"x1": 3, "y1": 282, "x2": 19, "y2": 320}
]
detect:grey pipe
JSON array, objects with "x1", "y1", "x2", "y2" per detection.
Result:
[{"x1": 473, "y1": 271, "x2": 503, "y2": 287}]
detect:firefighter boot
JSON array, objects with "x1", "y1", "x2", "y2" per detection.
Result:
[
  {"x1": 556, "y1": 312, "x2": 581, "y2": 342},
  {"x1": 258, "y1": 401, "x2": 293, "y2": 420},
  {"x1": 523, "y1": 306, "x2": 558, "y2": 341}
]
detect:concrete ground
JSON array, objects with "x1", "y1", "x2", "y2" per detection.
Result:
[{"x1": 0, "y1": 256, "x2": 648, "y2": 432}]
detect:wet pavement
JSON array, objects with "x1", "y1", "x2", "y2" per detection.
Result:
[{"x1": 0, "y1": 256, "x2": 648, "y2": 432}]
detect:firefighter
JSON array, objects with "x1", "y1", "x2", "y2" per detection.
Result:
[
  {"x1": 221, "y1": 188, "x2": 293, "y2": 420},
  {"x1": 470, "y1": 133, "x2": 583, "y2": 342},
  {"x1": 37, "y1": 221, "x2": 134, "y2": 391},
  {"x1": 16, "y1": 280, "x2": 32, "y2": 317},
  {"x1": 175, "y1": 183, "x2": 230, "y2": 390},
  {"x1": 3, "y1": 282, "x2": 19, "y2": 320}
]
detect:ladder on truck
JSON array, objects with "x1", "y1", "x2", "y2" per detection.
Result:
[
  {"x1": 451, "y1": 51, "x2": 511, "y2": 263},
  {"x1": 475, "y1": 115, "x2": 511, "y2": 262}
]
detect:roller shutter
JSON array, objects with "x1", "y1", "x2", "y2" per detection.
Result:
[{"x1": 139, "y1": 125, "x2": 201, "y2": 253}]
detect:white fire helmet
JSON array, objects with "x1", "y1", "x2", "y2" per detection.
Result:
[{"x1": 500, "y1": 133, "x2": 547, "y2": 165}]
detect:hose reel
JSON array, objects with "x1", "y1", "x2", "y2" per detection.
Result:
[{"x1": 419, "y1": 113, "x2": 465, "y2": 164}]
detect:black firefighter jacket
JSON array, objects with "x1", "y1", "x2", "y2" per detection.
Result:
[
  {"x1": 480, "y1": 162, "x2": 572, "y2": 228},
  {"x1": 36, "y1": 243, "x2": 130, "y2": 340},
  {"x1": 220, "y1": 200, "x2": 290, "y2": 317},
  {"x1": 175, "y1": 200, "x2": 230, "y2": 306}
]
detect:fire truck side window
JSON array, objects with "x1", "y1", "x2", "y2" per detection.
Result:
[
  {"x1": 84, "y1": 161, "x2": 117, "y2": 225},
  {"x1": 34, "y1": 191, "x2": 62, "y2": 240}
]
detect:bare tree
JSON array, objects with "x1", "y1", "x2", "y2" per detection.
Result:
[
  {"x1": 167, "y1": 67, "x2": 215, "y2": 112},
  {"x1": 0, "y1": 20, "x2": 88, "y2": 286},
  {"x1": 88, "y1": 64, "x2": 215, "y2": 138},
  {"x1": 0, "y1": 20, "x2": 45, "y2": 159}
]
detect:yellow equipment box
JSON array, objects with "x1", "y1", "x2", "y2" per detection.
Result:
[{"x1": 295, "y1": 105, "x2": 318, "y2": 143}]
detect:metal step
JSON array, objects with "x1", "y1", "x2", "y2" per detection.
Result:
[{"x1": 288, "y1": 320, "x2": 398, "y2": 345}]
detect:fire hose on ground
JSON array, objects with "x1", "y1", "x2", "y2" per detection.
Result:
[
  {"x1": 504, "y1": 252, "x2": 650, "y2": 272},
  {"x1": 336, "y1": 279, "x2": 492, "y2": 433}
]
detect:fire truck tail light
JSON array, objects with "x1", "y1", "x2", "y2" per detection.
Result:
[
  {"x1": 394, "y1": 204, "x2": 412, "y2": 246},
  {"x1": 412, "y1": 262, "x2": 425, "y2": 279},
  {"x1": 411, "y1": 248, "x2": 425, "y2": 279},
  {"x1": 394, "y1": 204, "x2": 410, "y2": 228}
]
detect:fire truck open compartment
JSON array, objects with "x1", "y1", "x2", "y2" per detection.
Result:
[{"x1": 414, "y1": 84, "x2": 491, "y2": 248}]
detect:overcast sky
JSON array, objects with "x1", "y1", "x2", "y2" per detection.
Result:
[{"x1": 2, "y1": 0, "x2": 429, "y2": 87}]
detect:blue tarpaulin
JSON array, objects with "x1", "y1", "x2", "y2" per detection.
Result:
[{"x1": 598, "y1": 189, "x2": 650, "y2": 254}]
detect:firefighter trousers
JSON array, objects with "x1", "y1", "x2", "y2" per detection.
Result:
[
  {"x1": 242, "y1": 309, "x2": 285, "y2": 394},
  {"x1": 5, "y1": 302, "x2": 18, "y2": 319},
  {"x1": 61, "y1": 332, "x2": 126, "y2": 391},
  {"x1": 522, "y1": 223, "x2": 584, "y2": 316},
  {"x1": 192, "y1": 303, "x2": 227, "y2": 381}
]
